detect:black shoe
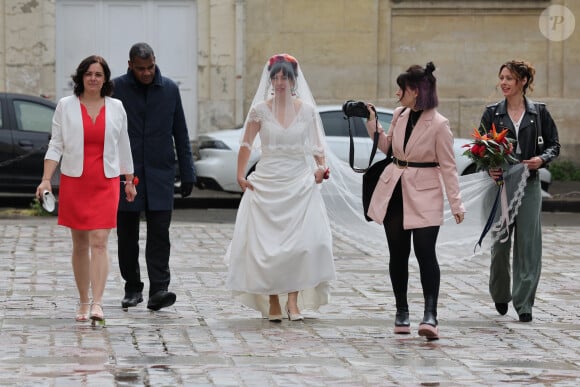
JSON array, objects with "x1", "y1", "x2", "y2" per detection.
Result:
[
  {"x1": 418, "y1": 311, "x2": 439, "y2": 340},
  {"x1": 420, "y1": 311, "x2": 438, "y2": 328},
  {"x1": 495, "y1": 303, "x2": 508, "y2": 315},
  {"x1": 394, "y1": 308, "x2": 410, "y2": 334},
  {"x1": 121, "y1": 291, "x2": 143, "y2": 309},
  {"x1": 147, "y1": 290, "x2": 176, "y2": 311},
  {"x1": 519, "y1": 313, "x2": 532, "y2": 322}
]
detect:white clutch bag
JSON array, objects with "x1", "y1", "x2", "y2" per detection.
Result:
[{"x1": 42, "y1": 190, "x2": 56, "y2": 212}]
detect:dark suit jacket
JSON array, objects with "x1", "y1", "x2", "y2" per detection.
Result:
[{"x1": 113, "y1": 66, "x2": 196, "y2": 211}]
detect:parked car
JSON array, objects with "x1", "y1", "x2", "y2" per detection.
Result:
[
  {"x1": 193, "y1": 105, "x2": 552, "y2": 194},
  {"x1": 0, "y1": 93, "x2": 57, "y2": 193}
]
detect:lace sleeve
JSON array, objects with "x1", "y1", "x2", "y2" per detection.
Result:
[
  {"x1": 306, "y1": 104, "x2": 325, "y2": 157},
  {"x1": 240, "y1": 106, "x2": 262, "y2": 150}
]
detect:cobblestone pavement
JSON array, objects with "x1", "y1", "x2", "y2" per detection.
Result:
[{"x1": 0, "y1": 211, "x2": 579, "y2": 386}]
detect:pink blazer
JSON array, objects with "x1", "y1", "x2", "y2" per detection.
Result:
[{"x1": 366, "y1": 106, "x2": 465, "y2": 229}]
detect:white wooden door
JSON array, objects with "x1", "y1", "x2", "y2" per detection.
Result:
[{"x1": 56, "y1": 0, "x2": 198, "y2": 138}]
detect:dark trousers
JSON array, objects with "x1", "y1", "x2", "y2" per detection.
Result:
[
  {"x1": 489, "y1": 176, "x2": 542, "y2": 315},
  {"x1": 117, "y1": 210, "x2": 172, "y2": 297},
  {"x1": 383, "y1": 181, "x2": 440, "y2": 310}
]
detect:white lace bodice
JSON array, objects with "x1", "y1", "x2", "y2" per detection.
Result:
[{"x1": 240, "y1": 101, "x2": 325, "y2": 157}]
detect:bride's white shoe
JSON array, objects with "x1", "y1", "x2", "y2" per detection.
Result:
[{"x1": 285, "y1": 303, "x2": 304, "y2": 321}]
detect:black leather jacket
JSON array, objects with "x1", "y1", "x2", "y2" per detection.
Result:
[{"x1": 480, "y1": 98, "x2": 560, "y2": 175}]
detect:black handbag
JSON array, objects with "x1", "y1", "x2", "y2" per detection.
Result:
[
  {"x1": 347, "y1": 107, "x2": 404, "y2": 221},
  {"x1": 361, "y1": 150, "x2": 392, "y2": 221}
]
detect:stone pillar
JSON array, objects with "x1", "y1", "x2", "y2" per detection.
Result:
[{"x1": 1, "y1": 0, "x2": 55, "y2": 97}]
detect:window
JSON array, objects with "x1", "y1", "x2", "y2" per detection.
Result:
[
  {"x1": 377, "y1": 112, "x2": 393, "y2": 129},
  {"x1": 13, "y1": 100, "x2": 54, "y2": 133},
  {"x1": 319, "y1": 111, "x2": 350, "y2": 137}
]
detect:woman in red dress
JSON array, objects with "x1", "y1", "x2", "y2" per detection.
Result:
[{"x1": 36, "y1": 55, "x2": 136, "y2": 323}]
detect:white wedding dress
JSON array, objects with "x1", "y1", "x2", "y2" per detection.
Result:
[{"x1": 225, "y1": 102, "x2": 336, "y2": 317}]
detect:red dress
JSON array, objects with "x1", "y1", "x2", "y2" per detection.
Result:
[{"x1": 58, "y1": 104, "x2": 120, "y2": 229}]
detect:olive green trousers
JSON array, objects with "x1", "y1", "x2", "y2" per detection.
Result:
[{"x1": 489, "y1": 176, "x2": 542, "y2": 316}]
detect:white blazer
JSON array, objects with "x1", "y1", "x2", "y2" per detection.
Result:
[{"x1": 45, "y1": 95, "x2": 133, "y2": 177}]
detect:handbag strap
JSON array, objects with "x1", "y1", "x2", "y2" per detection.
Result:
[
  {"x1": 347, "y1": 109, "x2": 379, "y2": 173},
  {"x1": 347, "y1": 107, "x2": 405, "y2": 173}
]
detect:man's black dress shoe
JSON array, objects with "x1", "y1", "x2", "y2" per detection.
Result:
[
  {"x1": 121, "y1": 291, "x2": 143, "y2": 309},
  {"x1": 147, "y1": 290, "x2": 176, "y2": 311},
  {"x1": 519, "y1": 313, "x2": 532, "y2": 322},
  {"x1": 495, "y1": 303, "x2": 508, "y2": 315}
]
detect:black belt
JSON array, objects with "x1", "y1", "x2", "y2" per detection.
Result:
[{"x1": 392, "y1": 157, "x2": 439, "y2": 168}]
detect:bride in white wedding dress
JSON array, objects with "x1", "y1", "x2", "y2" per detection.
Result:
[{"x1": 225, "y1": 54, "x2": 336, "y2": 321}]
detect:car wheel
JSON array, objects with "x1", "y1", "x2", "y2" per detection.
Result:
[{"x1": 461, "y1": 164, "x2": 478, "y2": 176}]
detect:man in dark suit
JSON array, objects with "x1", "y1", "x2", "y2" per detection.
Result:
[{"x1": 113, "y1": 42, "x2": 196, "y2": 311}]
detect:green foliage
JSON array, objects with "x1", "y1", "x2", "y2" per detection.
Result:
[
  {"x1": 30, "y1": 198, "x2": 53, "y2": 216},
  {"x1": 548, "y1": 161, "x2": 580, "y2": 181}
]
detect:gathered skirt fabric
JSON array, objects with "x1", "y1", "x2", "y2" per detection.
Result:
[{"x1": 225, "y1": 152, "x2": 336, "y2": 317}]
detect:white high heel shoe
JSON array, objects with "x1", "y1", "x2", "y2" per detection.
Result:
[{"x1": 285, "y1": 303, "x2": 304, "y2": 321}]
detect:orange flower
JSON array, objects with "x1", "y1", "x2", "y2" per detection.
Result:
[
  {"x1": 495, "y1": 128, "x2": 508, "y2": 143},
  {"x1": 490, "y1": 123, "x2": 498, "y2": 139},
  {"x1": 471, "y1": 127, "x2": 482, "y2": 139},
  {"x1": 463, "y1": 122, "x2": 518, "y2": 170}
]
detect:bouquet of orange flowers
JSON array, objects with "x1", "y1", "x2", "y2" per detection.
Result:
[
  {"x1": 462, "y1": 123, "x2": 518, "y2": 170},
  {"x1": 465, "y1": 123, "x2": 520, "y2": 251}
]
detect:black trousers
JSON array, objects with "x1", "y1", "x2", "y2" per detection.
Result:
[
  {"x1": 117, "y1": 210, "x2": 172, "y2": 297},
  {"x1": 383, "y1": 180, "x2": 440, "y2": 309}
]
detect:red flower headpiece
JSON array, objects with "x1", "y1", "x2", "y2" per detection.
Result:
[{"x1": 267, "y1": 53, "x2": 298, "y2": 72}]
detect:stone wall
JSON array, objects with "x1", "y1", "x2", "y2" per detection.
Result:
[
  {"x1": 1, "y1": 0, "x2": 578, "y2": 161},
  {"x1": 242, "y1": 0, "x2": 580, "y2": 162},
  {"x1": 0, "y1": 0, "x2": 55, "y2": 98}
]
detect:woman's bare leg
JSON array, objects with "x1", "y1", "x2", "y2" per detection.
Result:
[
  {"x1": 71, "y1": 229, "x2": 90, "y2": 317},
  {"x1": 269, "y1": 294, "x2": 282, "y2": 316},
  {"x1": 89, "y1": 229, "x2": 111, "y2": 318},
  {"x1": 287, "y1": 291, "x2": 300, "y2": 314}
]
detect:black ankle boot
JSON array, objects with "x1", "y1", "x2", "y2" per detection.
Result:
[
  {"x1": 394, "y1": 307, "x2": 410, "y2": 334},
  {"x1": 421, "y1": 310, "x2": 437, "y2": 327},
  {"x1": 418, "y1": 296, "x2": 439, "y2": 340}
]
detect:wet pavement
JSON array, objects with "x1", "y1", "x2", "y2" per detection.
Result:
[{"x1": 0, "y1": 210, "x2": 579, "y2": 386}]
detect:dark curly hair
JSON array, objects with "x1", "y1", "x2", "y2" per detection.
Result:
[
  {"x1": 396, "y1": 61, "x2": 438, "y2": 110},
  {"x1": 71, "y1": 55, "x2": 113, "y2": 97},
  {"x1": 498, "y1": 60, "x2": 535, "y2": 95}
]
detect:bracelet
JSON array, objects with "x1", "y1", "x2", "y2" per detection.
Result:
[
  {"x1": 317, "y1": 165, "x2": 327, "y2": 171},
  {"x1": 123, "y1": 176, "x2": 139, "y2": 186},
  {"x1": 42, "y1": 178, "x2": 51, "y2": 181}
]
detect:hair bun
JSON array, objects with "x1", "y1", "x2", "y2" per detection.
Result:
[{"x1": 425, "y1": 61, "x2": 436, "y2": 74}]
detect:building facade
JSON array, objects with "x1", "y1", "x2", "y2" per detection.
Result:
[{"x1": 1, "y1": 0, "x2": 578, "y2": 160}]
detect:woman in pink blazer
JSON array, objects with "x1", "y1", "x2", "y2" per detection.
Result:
[{"x1": 366, "y1": 62, "x2": 465, "y2": 340}]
